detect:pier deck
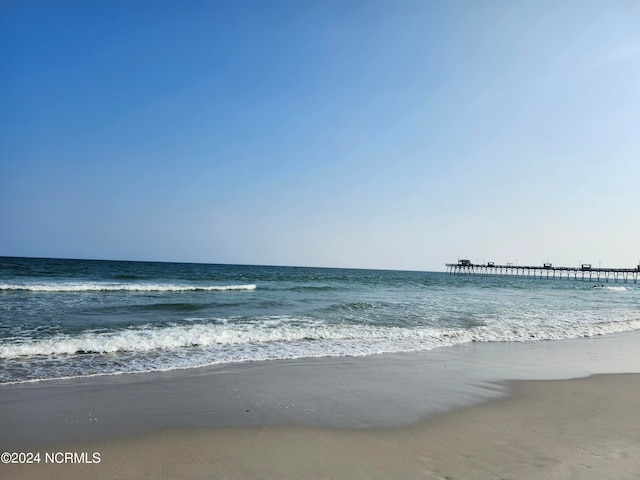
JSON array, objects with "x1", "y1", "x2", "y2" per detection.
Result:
[{"x1": 446, "y1": 261, "x2": 640, "y2": 283}]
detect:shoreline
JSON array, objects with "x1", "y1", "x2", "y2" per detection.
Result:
[{"x1": 1, "y1": 331, "x2": 640, "y2": 478}]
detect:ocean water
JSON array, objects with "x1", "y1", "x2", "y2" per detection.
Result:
[{"x1": 1, "y1": 257, "x2": 639, "y2": 384}]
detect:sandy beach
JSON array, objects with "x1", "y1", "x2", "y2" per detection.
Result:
[{"x1": 2, "y1": 332, "x2": 639, "y2": 479}]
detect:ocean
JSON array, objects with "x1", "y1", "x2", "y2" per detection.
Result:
[{"x1": 1, "y1": 257, "x2": 638, "y2": 384}]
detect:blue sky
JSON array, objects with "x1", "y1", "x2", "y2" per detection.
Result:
[{"x1": 1, "y1": 0, "x2": 639, "y2": 271}]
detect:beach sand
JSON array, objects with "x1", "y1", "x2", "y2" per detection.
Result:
[{"x1": 2, "y1": 333, "x2": 639, "y2": 479}]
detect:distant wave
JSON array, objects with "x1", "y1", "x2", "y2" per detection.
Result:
[
  {"x1": 0, "y1": 283, "x2": 257, "y2": 293},
  {"x1": 288, "y1": 285, "x2": 340, "y2": 292}
]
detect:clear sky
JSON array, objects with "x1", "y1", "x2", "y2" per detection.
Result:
[{"x1": 1, "y1": 0, "x2": 639, "y2": 271}]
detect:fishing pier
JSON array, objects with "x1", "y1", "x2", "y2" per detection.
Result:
[{"x1": 446, "y1": 260, "x2": 640, "y2": 283}]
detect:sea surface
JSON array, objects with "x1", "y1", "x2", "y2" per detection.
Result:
[{"x1": 1, "y1": 257, "x2": 639, "y2": 384}]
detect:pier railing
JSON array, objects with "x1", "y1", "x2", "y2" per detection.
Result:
[{"x1": 446, "y1": 261, "x2": 640, "y2": 283}]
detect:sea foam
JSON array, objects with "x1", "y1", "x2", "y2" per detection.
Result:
[
  {"x1": 0, "y1": 282, "x2": 257, "y2": 292},
  {"x1": 3, "y1": 316, "x2": 639, "y2": 359}
]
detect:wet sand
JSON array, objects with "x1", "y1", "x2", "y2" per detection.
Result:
[{"x1": 1, "y1": 332, "x2": 639, "y2": 479}]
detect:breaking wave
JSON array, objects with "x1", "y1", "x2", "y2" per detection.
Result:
[
  {"x1": 2, "y1": 315, "x2": 639, "y2": 383},
  {"x1": 0, "y1": 282, "x2": 257, "y2": 293}
]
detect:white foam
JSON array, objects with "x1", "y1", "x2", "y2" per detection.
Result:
[
  {"x1": 0, "y1": 282, "x2": 257, "y2": 292},
  {"x1": 3, "y1": 316, "x2": 640, "y2": 360},
  {"x1": 3, "y1": 315, "x2": 640, "y2": 384}
]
